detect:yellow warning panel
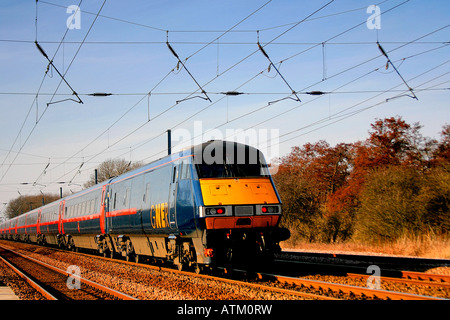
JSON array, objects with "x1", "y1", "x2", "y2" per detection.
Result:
[{"x1": 199, "y1": 178, "x2": 279, "y2": 206}]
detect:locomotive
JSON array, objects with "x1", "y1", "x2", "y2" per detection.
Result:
[{"x1": 0, "y1": 140, "x2": 289, "y2": 271}]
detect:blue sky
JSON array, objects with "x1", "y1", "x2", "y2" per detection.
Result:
[{"x1": 0, "y1": 0, "x2": 449, "y2": 211}]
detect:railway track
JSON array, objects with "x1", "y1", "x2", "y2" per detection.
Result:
[
  {"x1": 347, "y1": 272, "x2": 450, "y2": 289},
  {"x1": 56, "y1": 245, "x2": 337, "y2": 300},
  {"x1": 1, "y1": 240, "x2": 449, "y2": 300},
  {"x1": 0, "y1": 244, "x2": 138, "y2": 300},
  {"x1": 0, "y1": 240, "x2": 319, "y2": 300},
  {"x1": 272, "y1": 258, "x2": 450, "y2": 286},
  {"x1": 278, "y1": 250, "x2": 450, "y2": 272},
  {"x1": 249, "y1": 271, "x2": 447, "y2": 300},
  {"x1": 0, "y1": 253, "x2": 55, "y2": 300}
]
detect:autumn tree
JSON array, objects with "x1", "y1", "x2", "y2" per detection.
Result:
[
  {"x1": 432, "y1": 124, "x2": 450, "y2": 167},
  {"x1": 356, "y1": 116, "x2": 434, "y2": 170},
  {"x1": 273, "y1": 116, "x2": 449, "y2": 245},
  {"x1": 274, "y1": 141, "x2": 352, "y2": 243},
  {"x1": 419, "y1": 165, "x2": 450, "y2": 235},
  {"x1": 326, "y1": 116, "x2": 435, "y2": 241},
  {"x1": 84, "y1": 158, "x2": 143, "y2": 188},
  {"x1": 355, "y1": 166, "x2": 425, "y2": 241}
]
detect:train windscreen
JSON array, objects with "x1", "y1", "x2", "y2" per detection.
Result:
[{"x1": 194, "y1": 144, "x2": 270, "y2": 178}]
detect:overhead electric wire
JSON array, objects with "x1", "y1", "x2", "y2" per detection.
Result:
[
  {"x1": 34, "y1": 41, "x2": 84, "y2": 105},
  {"x1": 164, "y1": 1, "x2": 436, "y2": 153},
  {"x1": 41, "y1": 0, "x2": 422, "y2": 189},
  {"x1": 0, "y1": 0, "x2": 83, "y2": 183},
  {"x1": 257, "y1": 36, "x2": 301, "y2": 102},
  {"x1": 166, "y1": 26, "x2": 449, "y2": 155},
  {"x1": 44, "y1": 0, "x2": 107, "y2": 108},
  {"x1": 33, "y1": 0, "x2": 278, "y2": 190},
  {"x1": 268, "y1": 60, "x2": 450, "y2": 147},
  {"x1": 234, "y1": 24, "x2": 450, "y2": 135},
  {"x1": 2, "y1": 39, "x2": 447, "y2": 46},
  {"x1": 121, "y1": 0, "x2": 417, "y2": 162},
  {"x1": 38, "y1": 0, "x2": 384, "y2": 34},
  {"x1": 34, "y1": 0, "x2": 337, "y2": 193},
  {"x1": 6, "y1": 1, "x2": 448, "y2": 200},
  {"x1": 0, "y1": 0, "x2": 107, "y2": 194},
  {"x1": 166, "y1": 37, "x2": 212, "y2": 103},
  {"x1": 376, "y1": 41, "x2": 418, "y2": 100}
]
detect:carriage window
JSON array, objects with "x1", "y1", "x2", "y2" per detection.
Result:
[{"x1": 123, "y1": 189, "x2": 130, "y2": 207}]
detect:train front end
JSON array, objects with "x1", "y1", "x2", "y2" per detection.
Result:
[{"x1": 193, "y1": 140, "x2": 290, "y2": 265}]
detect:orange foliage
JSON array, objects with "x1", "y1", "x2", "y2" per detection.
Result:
[{"x1": 274, "y1": 116, "x2": 449, "y2": 243}]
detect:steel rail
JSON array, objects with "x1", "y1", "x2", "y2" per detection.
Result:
[
  {"x1": 23, "y1": 242, "x2": 338, "y2": 300},
  {"x1": 0, "y1": 254, "x2": 58, "y2": 300},
  {"x1": 186, "y1": 268, "x2": 339, "y2": 300},
  {"x1": 254, "y1": 272, "x2": 448, "y2": 300},
  {"x1": 0, "y1": 244, "x2": 138, "y2": 300},
  {"x1": 71, "y1": 249, "x2": 337, "y2": 300},
  {"x1": 3, "y1": 240, "x2": 447, "y2": 300},
  {"x1": 401, "y1": 270, "x2": 450, "y2": 283},
  {"x1": 347, "y1": 273, "x2": 450, "y2": 289},
  {"x1": 275, "y1": 258, "x2": 450, "y2": 287}
]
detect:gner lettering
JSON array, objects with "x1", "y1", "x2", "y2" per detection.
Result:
[{"x1": 151, "y1": 202, "x2": 168, "y2": 228}]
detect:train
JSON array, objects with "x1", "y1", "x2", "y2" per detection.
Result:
[{"x1": 0, "y1": 140, "x2": 289, "y2": 272}]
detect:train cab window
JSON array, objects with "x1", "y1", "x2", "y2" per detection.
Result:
[
  {"x1": 195, "y1": 152, "x2": 269, "y2": 178},
  {"x1": 194, "y1": 143, "x2": 271, "y2": 179},
  {"x1": 172, "y1": 167, "x2": 177, "y2": 183},
  {"x1": 181, "y1": 161, "x2": 191, "y2": 180}
]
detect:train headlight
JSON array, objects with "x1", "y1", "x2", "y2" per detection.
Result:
[
  {"x1": 206, "y1": 207, "x2": 226, "y2": 215},
  {"x1": 261, "y1": 206, "x2": 279, "y2": 214}
]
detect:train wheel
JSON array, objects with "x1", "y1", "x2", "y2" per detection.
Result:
[
  {"x1": 226, "y1": 247, "x2": 233, "y2": 263},
  {"x1": 194, "y1": 264, "x2": 203, "y2": 274},
  {"x1": 125, "y1": 252, "x2": 135, "y2": 262},
  {"x1": 125, "y1": 240, "x2": 135, "y2": 262}
]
